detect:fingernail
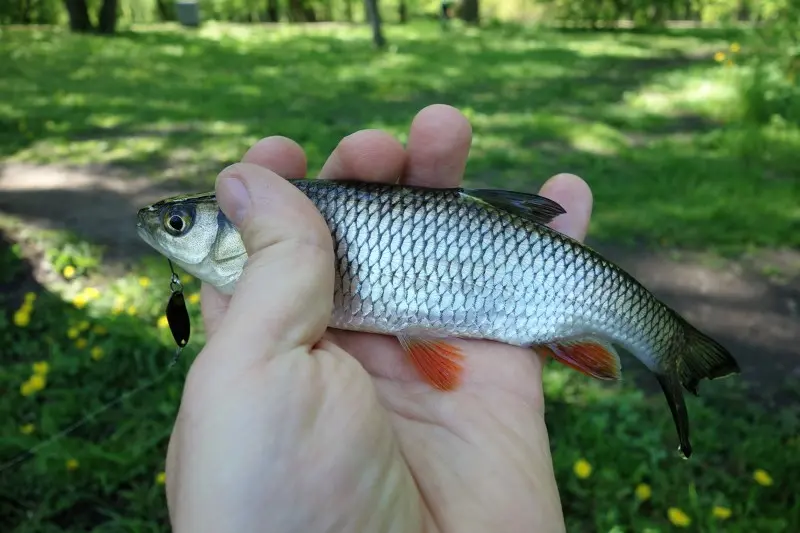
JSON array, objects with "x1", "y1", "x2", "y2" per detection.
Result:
[{"x1": 217, "y1": 175, "x2": 250, "y2": 226}]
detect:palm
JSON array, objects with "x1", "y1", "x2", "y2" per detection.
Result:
[
  {"x1": 328, "y1": 329, "x2": 562, "y2": 531},
  {"x1": 337, "y1": 327, "x2": 561, "y2": 528}
]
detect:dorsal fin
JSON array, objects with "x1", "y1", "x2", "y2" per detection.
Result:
[{"x1": 461, "y1": 188, "x2": 566, "y2": 225}]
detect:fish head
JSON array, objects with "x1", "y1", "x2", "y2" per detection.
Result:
[{"x1": 136, "y1": 193, "x2": 246, "y2": 294}]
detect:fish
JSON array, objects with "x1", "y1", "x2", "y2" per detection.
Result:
[{"x1": 136, "y1": 178, "x2": 741, "y2": 458}]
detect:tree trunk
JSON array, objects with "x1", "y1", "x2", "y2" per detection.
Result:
[
  {"x1": 63, "y1": 0, "x2": 93, "y2": 32},
  {"x1": 266, "y1": 0, "x2": 279, "y2": 21},
  {"x1": 459, "y1": 0, "x2": 478, "y2": 25},
  {"x1": 398, "y1": 0, "x2": 407, "y2": 23},
  {"x1": 344, "y1": 0, "x2": 352, "y2": 21},
  {"x1": 288, "y1": 0, "x2": 315, "y2": 21},
  {"x1": 287, "y1": 0, "x2": 303, "y2": 21},
  {"x1": 97, "y1": 0, "x2": 117, "y2": 34},
  {"x1": 155, "y1": 0, "x2": 176, "y2": 21},
  {"x1": 364, "y1": 0, "x2": 385, "y2": 48},
  {"x1": 19, "y1": 0, "x2": 31, "y2": 24}
]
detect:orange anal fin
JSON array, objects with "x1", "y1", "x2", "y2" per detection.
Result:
[
  {"x1": 538, "y1": 338, "x2": 621, "y2": 381},
  {"x1": 398, "y1": 335, "x2": 465, "y2": 391}
]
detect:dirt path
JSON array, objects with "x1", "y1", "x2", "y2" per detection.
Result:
[{"x1": 2, "y1": 162, "x2": 798, "y2": 396}]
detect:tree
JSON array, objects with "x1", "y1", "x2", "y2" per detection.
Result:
[
  {"x1": 63, "y1": 0, "x2": 92, "y2": 32},
  {"x1": 364, "y1": 0, "x2": 386, "y2": 48},
  {"x1": 156, "y1": 0, "x2": 176, "y2": 21},
  {"x1": 62, "y1": 0, "x2": 118, "y2": 34},
  {"x1": 287, "y1": 0, "x2": 316, "y2": 22},
  {"x1": 266, "y1": 0, "x2": 279, "y2": 22},
  {"x1": 97, "y1": 0, "x2": 117, "y2": 34},
  {"x1": 459, "y1": 0, "x2": 479, "y2": 24}
]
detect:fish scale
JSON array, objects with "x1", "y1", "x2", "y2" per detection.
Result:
[
  {"x1": 302, "y1": 181, "x2": 660, "y2": 352},
  {"x1": 136, "y1": 178, "x2": 741, "y2": 458}
]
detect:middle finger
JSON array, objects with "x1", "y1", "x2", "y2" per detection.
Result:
[
  {"x1": 402, "y1": 104, "x2": 472, "y2": 188},
  {"x1": 318, "y1": 129, "x2": 406, "y2": 183}
]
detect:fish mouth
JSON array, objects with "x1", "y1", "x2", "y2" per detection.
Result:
[{"x1": 135, "y1": 208, "x2": 156, "y2": 247}]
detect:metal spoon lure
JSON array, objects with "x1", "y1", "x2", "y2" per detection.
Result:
[{"x1": 165, "y1": 259, "x2": 191, "y2": 367}]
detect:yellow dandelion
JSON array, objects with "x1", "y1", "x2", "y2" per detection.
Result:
[
  {"x1": 75, "y1": 338, "x2": 88, "y2": 349},
  {"x1": 126, "y1": 305, "x2": 137, "y2": 316},
  {"x1": 730, "y1": 42, "x2": 740, "y2": 53},
  {"x1": 112, "y1": 297, "x2": 125, "y2": 315},
  {"x1": 20, "y1": 380, "x2": 37, "y2": 397},
  {"x1": 83, "y1": 287, "x2": 100, "y2": 300},
  {"x1": 635, "y1": 483, "x2": 651, "y2": 501},
  {"x1": 156, "y1": 471, "x2": 167, "y2": 485},
  {"x1": 753, "y1": 468, "x2": 773, "y2": 486},
  {"x1": 667, "y1": 507, "x2": 691, "y2": 528},
  {"x1": 157, "y1": 315, "x2": 170, "y2": 329},
  {"x1": 24, "y1": 292, "x2": 37, "y2": 303},
  {"x1": 67, "y1": 326, "x2": 79, "y2": 339},
  {"x1": 188, "y1": 293, "x2": 201, "y2": 305},
  {"x1": 92, "y1": 325, "x2": 107, "y2": 335},
  {"x1": 72, "y1": 293, "x2": 88, "y2": 309},
  {"x1": 29, "y1": 373, "x2": 46, "y2": 390},
  {"x1": 139, "y1": 276, "x2": 151, "y2": 288},
  {"x1": 32, "y1": 361, "x2": 49, "y2": 375},
  {"x1": 63, "y1": 265, "x2": 76, "y2": 279},
  {"x1": 20, "y1": 374, "x2": 46, "y2": 396},
  {"x1": 573, "y1": 458, "x2": 592, "y2": 479},
  {"x1": 90, "y1": 346, "x2": 104, "y2": 360},
  {"x1": 13, "y1": 309, "x2": 31, "y2": 327},
  {"x1": 181, "y1": 273, "x2": 193, "y2": 284},
  {"x1": 712, "y1": 506, "x2": 732, "y2": 520},
  {"x1": 77, "y1": 320, "x2": 91, "y2": 331},
  {"x1": 714, "y1": 51, "x2": 725, "y2": 62},
  {"x1": 726, "y1": 59, "x2": 734, "y2": 68},
  {"x1": 66, "y1": 458, "x2": 79, "y2": 471},
  {"x1": 19, "y1": 423, "x2": 35, "y2": 435}
]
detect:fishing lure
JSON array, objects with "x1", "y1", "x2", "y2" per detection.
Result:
[{"x1": 165, "y1": 259, "x2": 191, "y2": 366}]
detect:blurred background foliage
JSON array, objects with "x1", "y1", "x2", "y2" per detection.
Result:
[
  {"x1": 1, "y1": 0, "x2": 798, "y2": 531},
  {"x1": 1, "y1": 0, "x2": 798, "y2": 127}
]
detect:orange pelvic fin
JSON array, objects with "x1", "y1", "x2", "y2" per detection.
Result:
[
  {"x1": 398, "y1": 335, "x2": 465, "y2": 391},
  {"x1": 537, "y1": 337, "x2": 622, "y2": 381}
]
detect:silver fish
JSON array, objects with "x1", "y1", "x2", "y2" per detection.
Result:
[{"x1": 136, "y1": 179, "x2": 740, "y2": 458}]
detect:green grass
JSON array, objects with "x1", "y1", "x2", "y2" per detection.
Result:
[
  {"x1": 1, "y1": 21, "x2": 798, "y2": 252},
  {"x1": 1, "y1": 21, "x2": 799, "y2": 532},
  {"x1": 1, "y1": 227, "x2": 798, "y2": 532}
]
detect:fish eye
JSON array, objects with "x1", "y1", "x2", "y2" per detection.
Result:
[
  {"x1": 163, "y1": 207, "x2": 193, "y2": 237},
  {"x1": 168, "y1": 215, "x2": 184, "y2": 232}
]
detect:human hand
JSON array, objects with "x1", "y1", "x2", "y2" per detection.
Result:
[{"x1": 165, "y1": 104, "x2": 592, "y2": 533}]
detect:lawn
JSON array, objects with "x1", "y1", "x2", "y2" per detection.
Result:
[{"x1": 0, "y1": 20, "x2": 798, "y2": 532}]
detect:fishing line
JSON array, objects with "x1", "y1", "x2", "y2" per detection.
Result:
[
  {"x1": 1, "y1": 259, "x2": 193, "y2": 474},
  {"x1": 0, "y1": 365, "x2": 175, "y2": 474}
]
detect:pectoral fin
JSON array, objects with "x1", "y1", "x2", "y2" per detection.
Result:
[
  {"x1": 397, "y1": 335, "x2": 465, "y2": 391},
  {"x1": 537, "y1": 337, "x2": 622, "y2": 380}
]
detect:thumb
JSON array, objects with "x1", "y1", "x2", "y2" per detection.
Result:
[{"x1": 211, "y1": 162, "x2": 335, "y2": 360}]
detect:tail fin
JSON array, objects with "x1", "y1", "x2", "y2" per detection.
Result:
[
  {"x1": 657, "y1": 318, "x2": 741, "y2": 459},
  {"x1": 677, "y1": 321, "x2": 741, "y2": 395}
]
